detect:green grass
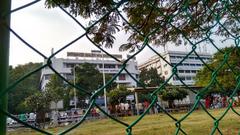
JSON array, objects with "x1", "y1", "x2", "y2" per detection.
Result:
[{"x1": 7, "y1": 108, "x2": 240, "y2": 135}]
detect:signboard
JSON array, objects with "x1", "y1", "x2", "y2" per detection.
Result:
[{"x1": 126, "y1": 95, "x2": 135, "y2": 101}]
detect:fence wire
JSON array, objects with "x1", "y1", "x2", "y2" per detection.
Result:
[{"x1": 0, "y1": 0, "x2": 240, "y2": 135}]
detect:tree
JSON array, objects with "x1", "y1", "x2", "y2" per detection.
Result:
[
  {"x1": 139, "y1": 68, "x2": 187, "y2": 108},
  {"x1": 24, "y1": 91, "x2": 51, "y2": 112},
  {"x1": 138, "y1": 67, "x2": 164, "y2": 102},
  {"x1": 74, "y1": 63, "x2": 115, "y2": 96},
  {"x1": 24, "y1": 90, "x2": 51, "y2": 128},
  {"x1": 45, "y1": 74, "x2": 65, "y2": 110},
  {"x1": 107, "y1": 86, "x2": 130, "y2": 113},
  {"x1": 139, "y1": 67, "x2": 164, "y2": 87},
  {"x1": 45, "y1": 0, "x2": 240, "y2": 51},
  {"x1": 160, "y1": 86, "x2": 188, "y2": 108},
  {"x1": 8, "y1": 62, "x2": 42, "y2": 114},
  {"x1": 195, "y1": 46, "x2": 240, "y2": 95},
  {"x1": 75, "y1": 63, "x2": 103, "y2": 93}
]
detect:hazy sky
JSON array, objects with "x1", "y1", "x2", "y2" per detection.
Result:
[{"x1": 9, "y1": 0, "x2": 231, "y2": 66}]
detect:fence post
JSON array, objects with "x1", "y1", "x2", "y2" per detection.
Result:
[{"x1": 0, "y1": 0, "x2": 11, "y2": 134}]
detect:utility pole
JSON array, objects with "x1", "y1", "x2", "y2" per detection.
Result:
[
  {"x1": 91, "y1": 50, "x2": 108, "y2": 113},
  {"x1": 102, "y1": 53, "x2": 108, "y2": 113},
  {"x1": 73, "y1": 66, "x2": 77, "y2": 109},
  {"x1": 0, "y1": 0, "x2": 11, "y2": 134}
]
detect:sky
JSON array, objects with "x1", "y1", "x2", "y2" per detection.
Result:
[{"x1": 9, "y1": 0, "x2": 232, "y2": 66}]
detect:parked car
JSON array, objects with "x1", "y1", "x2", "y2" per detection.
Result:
[{"x1": 7, "y1": 117, "x2": 17, "y2": 125}]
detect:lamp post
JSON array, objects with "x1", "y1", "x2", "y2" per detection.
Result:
[
  {"x1": 91, "y1": 50, "x2": 108, "y2": 113},
  {"x1": 73, "y1": 66, "x2": 77, "y2": 109},
  {"x1": 102, "y1": 53, "x2": 108, "y2": 113}
]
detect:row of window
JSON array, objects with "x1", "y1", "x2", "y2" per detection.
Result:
[
  {"x1": 173, "y1": 76, "x2": 195, "y2": 81},
  {"x1": 170, "y1": 55, "x2": 211, "y2": 60},
  {"x1": 164, "y1": 70, "x2": 198, "y2": 75},
  {"x1": 178, "y1": 70, "x2": 198, "y2": 74},
  {"x1": 98, "y1": 64, "x2": 118, "y2": 69},
  {"x1": 172, "y1": 63, "x2": 205, "y2": 67},
  {"x1": 43, "y1": 73, "x2": 127, "y2": 81},
  {"x1": 63, "y1": 63, "x2": 122, "y2": 69}
]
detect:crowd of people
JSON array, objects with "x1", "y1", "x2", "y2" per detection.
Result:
[
  {"x1": 205, "y1": 95, "x2": 239, "y2": 109},
  {"x1": 107, "y1": 100, "x2": 153, "y2": 116}
]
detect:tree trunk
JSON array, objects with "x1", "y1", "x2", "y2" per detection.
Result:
[
  {"x1": 168, "y1": 100, "x2": 175, "y2": 108},
  {"x1": 52, "y1": 101, "x2": 59, "y2": 127}
]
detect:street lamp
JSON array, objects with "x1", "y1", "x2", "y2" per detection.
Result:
[
  {"x1": 102, "y1": 53, "x2": 108, "y2": 113},
  {"x1": 73, "y1": 65, "x2": 77, "y2": 109}
]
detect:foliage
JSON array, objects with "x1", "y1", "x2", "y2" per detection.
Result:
[
  {"x1": 161, "y1": 86, "x2": 188, "y2": 101},
  {"x1": 139, "y1": 67, "x2": 164, "y2": 87},
  {"x1": 107, "y1": 86, "x2": 130, "y2": 105},
  {"x1": 24, "y1": 90, "x2": 51, "y2": 112},
  {"x1": 8, "y1": 62, "x2": 42, "y2": 114},
  {"x1": 45, "y1": 0, "x2": 240, "y2": 51},
  {"x1": 138, "y1": 67, "x2": 164, "y2": 102},
  {"x1": 138, "y1": 93, "x2": 151, "y2": 102},
  {"x1": 63, "y1": 86, "x2": 72, "y2": 110},
  {"x1": 45, "y1": 74, "x2": 65, "y2": 106},
  {"x1": 75, "y1": 63, "x2": 104, "y2": 92},
  {"x1": 74, "y1": 63, "x2": 115, "y2": 96},
  {"x1": 160, "y1": 86, "x2": 188, "y2": 108},
  {"x1": 195, "y1": 46, "x2": 240, "y2": 95}
]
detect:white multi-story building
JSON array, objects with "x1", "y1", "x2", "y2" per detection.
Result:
[
  {"x1": 138, "y1": 51, "x2": 212, "y2": 85},
  {"x1": 40, "y1": 51, "x2": 139, "y2": 90}
]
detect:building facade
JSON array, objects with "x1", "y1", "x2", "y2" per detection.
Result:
[
  {"x1": 40, "y1": 52, "x2": 139, "y2": 91},
  {"x1": 138, "y1": 51, "x2": 212, "y2": 85}
]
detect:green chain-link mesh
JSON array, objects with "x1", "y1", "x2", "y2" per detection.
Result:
[{"x1": 0, "y1": 0, "x2": 240, "y2": 135}]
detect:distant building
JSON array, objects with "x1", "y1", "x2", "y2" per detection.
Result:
[
  {"x1": 40, "y1": 51, "x2": 139, "y2": 91},
  {"x1": 138, "y1": 51, "x2": 212, "y2": 85},
  {"x1": 138, "y1": 51, "x2": 212, "y2": 106}
]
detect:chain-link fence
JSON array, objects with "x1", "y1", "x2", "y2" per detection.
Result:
[{"x1": 0, "y1": 0, "x2": 240, "y2": 135}]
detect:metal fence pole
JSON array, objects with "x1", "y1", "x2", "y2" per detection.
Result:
[{"x1": 0, "y1": 0, "x2": 11, "y2": 134}]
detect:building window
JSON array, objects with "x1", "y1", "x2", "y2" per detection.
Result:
[
  {"x1": 117, "y1": 64, "x2": 122, "y2": 68},
  {"x1": 104, "y1": 64, "x2": 116, "y2": 69},
  {"x1": 136, "y1": 74, "x2": 139, "y2": 79},
  {"x1": 180, "y1": 76, "x2": 185, "y2": 80},
  {"x1": 178, "y1": 70, "x2": 184, "y2": 73},
  {"x1": 172, "y1": 63, "x2": 177, "y2": 66},
  {"x1": 135, "y1": 65, "x2": 138, "y2": 70},
  {"x1": 44, "y1": 74, "x2": 51, "y2": 80},
  {"x1": 64, "y1": 63, "x2": 74, "y2": 68},
  {"x1": 186, "y1": 76, "x2": 191, "y2": 80},
  {"x1": 119, "y1": 74, "x2": 126, "y2": 80},
  {"x1": 185, "y1": 70, "x2": 190, "y2": 73},
  {"x1": 176, "y1": 56, "x2": 182, "y2": 59},
  {"x1": 191, "y1": 70, "x2": 196, "y2": 73},
  {"x1": 190, "y1": 64, "x2": 195, "y2": 66},
  {"x1": 164, "y1": 64, "x2": 168, "y2": 67}
]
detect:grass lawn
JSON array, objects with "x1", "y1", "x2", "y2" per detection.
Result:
[{"x1": 7, "y1": 108, "x2": 240, "y2": 135}]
